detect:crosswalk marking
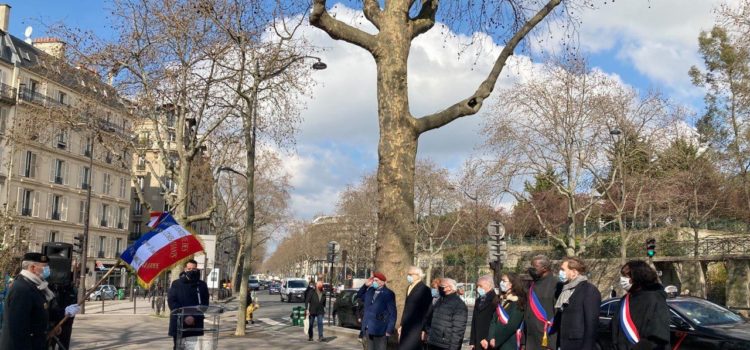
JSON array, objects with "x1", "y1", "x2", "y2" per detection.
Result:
[{"x1": 258, "y1": 317, "x2": 285, "y2": 326}]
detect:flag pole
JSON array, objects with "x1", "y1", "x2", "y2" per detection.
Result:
[{"x1": 49, "y1": 259, "x2": 125, "y2": 338}]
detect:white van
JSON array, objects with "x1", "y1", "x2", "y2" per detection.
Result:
[{"x1": 280, "y1": 278, "x2": 308, "y2": 303}]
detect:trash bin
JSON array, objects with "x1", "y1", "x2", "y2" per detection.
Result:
[
  {"x1": 117, "y1": 289, "x2": 125, "y2": 300},
  {"x1": 173, "y1": 305, "x2": 225, "y2": 350}
]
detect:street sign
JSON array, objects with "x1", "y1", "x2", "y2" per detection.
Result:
[
  {"x1": 327, "y1": 241, "x2": 340, "y2": 263},
  {"x1": 486, "y1": 221, "x2": 505, "y2": 239}
]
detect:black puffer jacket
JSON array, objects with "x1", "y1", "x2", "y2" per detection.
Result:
[{"x1": 423, "y1": 293, "x2": 468, "y2": 350}]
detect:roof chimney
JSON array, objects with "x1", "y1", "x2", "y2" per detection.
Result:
[
  {"x1": 33, "y1": 37, "x2": 66, "y2": 60},
  {"x1": 0, "y1": 4, "x2": 10, "y2": 33}
]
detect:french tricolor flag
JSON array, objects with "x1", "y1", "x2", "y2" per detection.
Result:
[
  {"x1": 147, "y1": 211, "x2": 165, "y2": 228},
  {"x1": 120, "y1": 213, "x2": 204, "y2": 287}
]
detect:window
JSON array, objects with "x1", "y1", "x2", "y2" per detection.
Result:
[
  {"x1": 0, "y1": 107, "x2": 8, "y2": 134},
  {"x1": 20, "y1": 189, "x2": 33, "y2": 216},
  {"x1": 49, "y1": 231, "x2": 59, "y2": 242},
  {"x1": 133, "y1": 222, "x2": 142, "y2": 234},
  {"x1": 80, "y1": 166, "x2": 91, "y2": 189},
  {"x1": 138, "y1": 132, "x2": 149, "y2": 146},
  {"x1": 119, "y1": 177, "x2": 126, "y2": 198},
  {"x1": 30, "y1": 79, "x2": 39, "y2": 93},
  {"x1": 133, "y1": 198, "x2": 142, "y2": 215},
  {"x1": 168, "y1": 131, "x2": 176, "y2": 142},
  {"x1": 104, "y1": 151, "x2": 112, "y2": 164},
  {"x1": 56, "y1": 131, "x2": 67, "y2": 149},
  {"x1": 136, "y1": 176, "x2": 145, "y2": 191},
  {"x1": 117, "y1": 207, "x2": 125, "y2": 229},
  {"x1": 102, "y1": 173, "x2": 111, "y2": 194},
  {"x1": 50, "y1": 194, "x2": 62, "y2": 220},
  {"x1": 100, "y1": 203, "x2": 109, "y2": 227},
  {"x1": 163, "y1": 202, "x2": 171, "y2": 212},
  {"x1": 82, "y1": 137, "x2": 92, "y2": 157},
  {"x1": 79, "y1": 200, "x2": 87, "y2": 224},
  {"x1": 98, "y1": 236, "x2": 106, "y2": 258},
  {"x1": 23, "y1": 151, "x2": 37, "y2": 178},
  {"x1": 52, "y1": 159, "x2": 65, "y2": 184},
  {"x1": 163, "y1": 178, "x2": 175, "y2": 194},
  {"x1": 137, "y1": 156, "x2": 146, "y2": 170},
  {"x1": 58, "y1": 91, "x2": 67, "y2": 105},
  {"x1": 115, "y1": 238, "x2": 122, "y2": 256}
]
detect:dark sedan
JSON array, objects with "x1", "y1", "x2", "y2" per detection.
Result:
[
  {"x1": 333, "y1": 289, "x2": 364, "y2": 329},
  {"x1": 597, "y1": 296, "x2": 750, "y2": 350},
  {"x1": 268, "y1": 282, "x2": 281, "y2": 295}
]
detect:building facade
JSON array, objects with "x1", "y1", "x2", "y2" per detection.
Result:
[{"x1": 0, "y1": 5, "x2": 132, "y2": 288}]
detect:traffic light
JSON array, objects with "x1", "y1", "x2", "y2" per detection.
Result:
[
  {"x1": 73, "y1": 234, "x2": 83, "y2": 255},
  {"x1": 646, "y1": 238, "x2": 656, "y2": 257}
]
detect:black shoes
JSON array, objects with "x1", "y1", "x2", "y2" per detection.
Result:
[{"x1": 308, "y1": 337, "x2": 313, "y2": 341}]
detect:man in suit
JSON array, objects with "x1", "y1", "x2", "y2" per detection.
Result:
[
  {"x1": 357, "y1": 272, "x2": 397, "y2": 350},
  {"x1": 524, "y1": 255, "x2": 560, "y2": 350},
  {"x1": 469, "y1": 275, "x2": 498, "y2": 350},
  {"x1": 398, "y1": 266, "x2": 433, "y2": 350}
]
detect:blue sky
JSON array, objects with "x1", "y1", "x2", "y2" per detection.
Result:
[{"x1": 5, "y1": 0, "x2": 728, "y2": 221}]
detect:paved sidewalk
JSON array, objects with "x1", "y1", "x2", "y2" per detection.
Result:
[{"x1": 69, "y1": 298, "x2": 361, "y2": 349}]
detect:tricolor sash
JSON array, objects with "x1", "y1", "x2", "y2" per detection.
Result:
[
  {"x1": 529, "y1": 283, "x2": 554, "y2": 347},
  {"x1": 619, "y1": 294, "x2": 641, "y2": 344},
  {"x1": 496, "y1": 302, "x2": 511, "y2": 324},
  {"x1": 515, "y1": 321, "x2": 524, "y2": 350}
]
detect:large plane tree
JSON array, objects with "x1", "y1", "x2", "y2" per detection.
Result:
[{"x1": 310, "y1": 0, "x2": 568, "y2": 320}]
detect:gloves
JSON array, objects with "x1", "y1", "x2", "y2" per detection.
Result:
[{"x1": 65, "y1": 304, "x2": 81, "y2": 317}]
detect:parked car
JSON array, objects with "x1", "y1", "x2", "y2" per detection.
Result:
[
  {"x1": 597, "y1": 296, "x2": 750, "y2": 350},
  {"x1": 322, "y1": 283, "x2": 334, "y2": 296},
  {"x1": 268, "y1": 281, "x2": 281, "y2": 295},
  {"x1": 333, "y1": 289, "x2": 364, "y2": 329},
  {"x1": 89, "y1": 284, "x2": 117, "y2": 301},
  {"x1": 248, "y1": 277, "x2": 260, "y2": 291},
  {"x1": 280, "y1": 278, "x2": 308, "y2": 303}
]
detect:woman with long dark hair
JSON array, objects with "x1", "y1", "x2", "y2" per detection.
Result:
[
  {"x1": 611, "y1": 260, "x2": 670, "y2": 350},
  {"x1": 484, "y1": 273, "x2": 527, "y2": 350}
]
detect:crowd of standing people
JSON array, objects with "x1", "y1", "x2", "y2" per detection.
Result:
[{"x1": 344, "y1": 254, "x2": 670, "y2": 350}]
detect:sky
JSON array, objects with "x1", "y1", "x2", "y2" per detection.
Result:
[{"x1": 5, "y1": 1, "x2": 734, "y2": 222}]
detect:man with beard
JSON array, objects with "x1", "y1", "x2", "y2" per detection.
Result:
[
  {"x1": 167, "y1": 259, "x2": 209, "y2": 350},
  {"x1": 524, "y1": 255, "x2": 560, "y2": 350}
]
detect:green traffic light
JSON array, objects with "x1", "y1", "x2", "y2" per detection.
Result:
[{"x1": 647, "y1": 250, "x2": 655, "y2": 257}]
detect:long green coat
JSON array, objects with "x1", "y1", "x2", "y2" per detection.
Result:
[{"x1": 487, "y1": 300, "x2": 524, "y2": 350}]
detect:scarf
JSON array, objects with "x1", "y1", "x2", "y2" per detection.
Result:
[
  {"x1": 555, "y1": 275, "x2": 587, "y2": 310},
  {"x1": 19, "y1": 270, "x2": 56, "y2": 301}
]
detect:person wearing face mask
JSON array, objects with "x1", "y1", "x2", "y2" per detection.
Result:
[
  {"x1": 422, "y1": 278, "x2": 468, "y2": 350},
  {"x1": 0, "y1": 253, "x2": 78, "y2": 350},
  {"x1": 524, "y1": 255, "x2": 560, "y2": 350},
  {"x1": 358, "y1": 272, "x2": 397, "y2": 350},
  {"x1": 167, "y1": 259, "x2": 209, "y2": 350},
  {"x1": 430, "y1": 278, "x2": 442, "y2": 304},
  {"x1": 398, "y1": 266, "x2": 432, "y2": 350},
  {"x1": 469, "y1": 275, "x2": 498, "y2": 350},
  {"x1": 305, "y1": 281, "x2": 326, "y2": 341},
  {"x1": 611, "y1": 260, "x2": 670, "y2": 350},
  {"x1": 486, "y1": 273, "x2": 527, "y2": 350},
  {"x1": 553, "y1": 257, "x2": 601, "y2": 350}
]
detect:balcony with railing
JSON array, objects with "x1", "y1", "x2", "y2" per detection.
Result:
[
  {"x1": 97, "y1": 251, "x2": 105, "y2": 258},
  {"x1": 51, "y1": 212, "x2": 61, "y2": 220},
  {"x1": 100, "y1": 219, "x2": 108, "y2": 227},
  {"x1": 117, "y1": 222, "x2": 124, "y2": 229},
  {"x1": 0, "y1": 83, "x2": 16, "y2": 104},
  {"x1": 21, "y1": 208, "x2": 31, "y2": 216},
  {"x1": 54, "y1": 176, "x2": 63, "y2": 185},
  {"x1": 18, "y1": 87, "x2": 71, "y2": 108}
]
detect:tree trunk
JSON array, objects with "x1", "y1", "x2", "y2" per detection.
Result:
[
  {"x1": 374, "y1": 28, "x2": 417, "y2": 329},
  {"x1": 236, "y1": 93, "x2": 258, "y2": 336},
  {"x1": 618, "y1": 216, "x2": 628, "y2": 264}
]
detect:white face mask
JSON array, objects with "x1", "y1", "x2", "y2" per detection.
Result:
[
  {"x1": 500, "y1": 281, "x2": 510, "y2": 292},
  {"x1": 619, "y1": 276, "x2": 632, "y2": 291}
]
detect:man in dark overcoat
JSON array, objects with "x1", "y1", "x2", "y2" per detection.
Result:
[
  {"x1": 469, "y1": 275, "x2": 498, "y2": 350},
  {"x1": 168, "y1": 259, "x2": 209, "y2": 350},
  {"x1": 524, "y1": 255, "x2": 561, "y2": 350},
  {"x1": 398, "y1": 266, "x2": 433, "y2": 350}
]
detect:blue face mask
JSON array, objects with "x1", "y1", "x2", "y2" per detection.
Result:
[
  {"x1": 558, "y1": 270, "x2": 568, "y2": 283},
  {"x1": 42, "y1": 266, "x2": 51, "y2": 280},
  {"x1": 407, "y1": 275, "x2": 414, "y2": 284},
  {"x1": 431, "y1": 288, "x2": 439, "y2": 298},
  {"x1": 477, "y1": 288, "x2": 486, "y2": 297},
  {"x1": 371, "y1": 281, "x2": 379, "y2": 289}
]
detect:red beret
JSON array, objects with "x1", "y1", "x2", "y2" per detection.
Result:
[{"x1": 373, "y1": 272, "x2": 387, "y2": 282}]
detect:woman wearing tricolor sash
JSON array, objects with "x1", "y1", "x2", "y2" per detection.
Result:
[
  {"x1": 486, "y1": 273, "x2": 526, "y2": 350},
  {"x1": 611, "y1": 260, "x2": 670, "y2": 350}
]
